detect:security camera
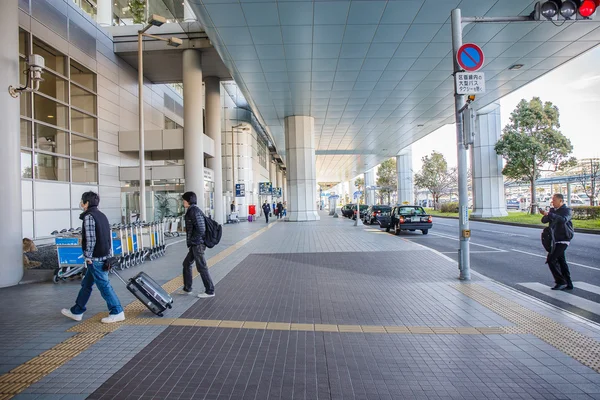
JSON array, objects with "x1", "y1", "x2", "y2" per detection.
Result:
[{"x1": 9, "y1": 54, "x2": 45, "y2": 98}]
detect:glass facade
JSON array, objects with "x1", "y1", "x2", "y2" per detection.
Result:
[{"x1": 19, "y1": 30, "x2": 99, "y2": 185}]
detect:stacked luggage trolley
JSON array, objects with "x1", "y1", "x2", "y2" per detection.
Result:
[{"x1": 51, "y1": 220, "x2": 169, "y2": 283}]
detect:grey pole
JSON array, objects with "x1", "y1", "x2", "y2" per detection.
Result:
[
  {"x1": 451, "y1": 8, "x2": 471, "y2": 280},
  {"x1": 137, "y1": 32, "x2": 147, "y2": 222}
]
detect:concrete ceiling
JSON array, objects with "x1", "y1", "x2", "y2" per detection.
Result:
[{"x1": 187, "y1": 0, "x2": 600, "y2": 182}]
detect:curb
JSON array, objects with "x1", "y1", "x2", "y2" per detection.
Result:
[{"x1": 432, "y1": 214, "x2": 600, "y2": 235}]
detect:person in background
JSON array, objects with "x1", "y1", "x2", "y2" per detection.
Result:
[
  {"x1": 283, "y1": 201, "x2": 287, "y2": 217},
  {"x1": 178, "y1": 191, "x2": 215, "y2": 298},
  {"x1": 277, "y1": 201, "x2": 283, "y2": 219},
  {"x1": 62, "y1": 191, "x2": 125, "y2": 324},
  {"x1": 262, "y1": 201, "x2": 271, "y2": 223},
  {"x1": 230, "y1": 201, "x2": 235, "y2": 214},
  {"x1": 540, "y1": 193, "x2": 574, "y2": 291}
]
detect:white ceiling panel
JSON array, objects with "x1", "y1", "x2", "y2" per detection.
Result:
[{"x1": 191, "y1": 0, "x2": 600, "y2": 182}]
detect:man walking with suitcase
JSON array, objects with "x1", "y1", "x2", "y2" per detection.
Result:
[
  {"x1": 61, "y1": 191, "x2": 125, "y2": 324},
  {"x1": 177, "y1": 191, "x2": 215, "y2": 298}
]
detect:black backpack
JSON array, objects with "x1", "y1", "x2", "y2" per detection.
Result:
[
  {"x1": 203, "y1": 215, "x2": 222, "y2": 248},
  {"x1": 541, "y1": 227, "x2": 553, "y2": 253}
]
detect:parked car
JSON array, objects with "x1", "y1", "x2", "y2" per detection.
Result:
[
  {"x1": 351, "y1": 204, "x2": 369, "y2": 220},
  {"x1": 341, "y1": 204, "x2": 355, "y2": 218},
  {"x1": 506, "y1": 199, "x2": 520, "y2": 210},
  {"x1": 363, "y1": 205, "x2": 392, "y2": 225},
  {"x1": 387, "y1": 205, "x2": 433, "y2": 235}
]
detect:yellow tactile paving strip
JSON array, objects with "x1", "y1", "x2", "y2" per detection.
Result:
[
  {"x1": 115, "y1": 316, "x2": 511, "y2": 335},
  {"x1": 0, "y1": 222, "x2": 278, "y2": 399},
  {"x1": 455, "y1": 283, "x2": 600, "y2": 373}
]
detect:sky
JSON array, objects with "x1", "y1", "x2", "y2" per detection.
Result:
[{"x1": 410, "y1": 45, "x2": 600, "y2": 173}]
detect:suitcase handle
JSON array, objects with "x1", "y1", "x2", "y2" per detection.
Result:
[{"x1": 111, "y1": 270, "x2": 129, "y2": 285}]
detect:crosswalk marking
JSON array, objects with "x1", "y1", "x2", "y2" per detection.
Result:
[
  {"x1": 511, "y1": 249, "x2": 600, "y2": 271},
  {"x1": 573, "y1": 282, "x2": 600, "y2": 296},
  {"x1": 519, "y1": 282, "x2": 600, "y2": 316}
]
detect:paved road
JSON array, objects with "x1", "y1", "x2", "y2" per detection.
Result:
[{"x1": 379, "y1": 217, "x2": 600, "y2": 323}]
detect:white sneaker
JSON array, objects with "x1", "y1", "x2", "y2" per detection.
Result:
[
  {"x1": 197, "y1": 292, "x2": 215, "y2": 298},
  {"x1": 175, "y1": 289, "x2": 194, "y2": 295},
  {"x1": 101, "y1": 312, "x2": 125, "y2": 324},
  {"x1": 61, "y1": 308, "x2": 83, "y2": 321}
]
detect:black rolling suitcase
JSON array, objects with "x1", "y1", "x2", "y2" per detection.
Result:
[{"x1": 113, "y1": 271, "x2": 173, "y2": 316}]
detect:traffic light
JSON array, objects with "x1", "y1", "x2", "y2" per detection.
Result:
[{"x1": 532, "y1": 0, "x2": 599, "y2": 20}]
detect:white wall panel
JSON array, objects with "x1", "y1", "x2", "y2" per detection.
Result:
[
  {"x1": 22, "y1": 181, "x2": 33, "y2": 210},
  {"x1": 22, "y1": 212, "x2": 34, "y2": 239},
  {"x1": 71, "y1": 184, "x2": 99, "y2": 208},
  {"x1": 36, "y1": 210, "x2": 71, "y2": 237},
  {"x1": 34, "y1": 182, "x2": 70, "y2": 210}
]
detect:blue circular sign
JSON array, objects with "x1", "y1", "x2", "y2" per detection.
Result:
[{"x1": 457, "y1": 43, "x2": 484, "y2": 72}]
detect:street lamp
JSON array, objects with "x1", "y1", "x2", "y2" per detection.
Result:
[
  {"x1": 138, "y1": 14, "x2": 182, "y2": 222},
  {"x1": 231, "y1": 123, "x2": 249, "y2": 199}
]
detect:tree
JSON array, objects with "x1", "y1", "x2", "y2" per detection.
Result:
[
  {"x1": 578, "y1": 158, "x2": 600, "y2": 206},
  {"x1": 354, "y1": 177, "x2": 364, "y2": 204},
  {"x1": 414, "y1": 151, "x2": 457, "y2": 210},
  {"x1": 376, "y1": 158, "x2": 397, "y2": 205},
  {"x1": 495, "y1": 97, "x2": 576, "y2": 214},
  {"x1": 128, "y1": 0, "x2": 146, "y2": 24}
]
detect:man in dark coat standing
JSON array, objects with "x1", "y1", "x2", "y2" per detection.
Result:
[
  {"x1": 262, "y1": 201, "x2": 271, "y2": 223},
  {"x1": 540, "y1": 193, "x2": 574, "y2": 291}
]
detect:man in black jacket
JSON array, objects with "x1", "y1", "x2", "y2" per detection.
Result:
[
  {"x1": 262, "y1": 201, "x2": 271, "y2": 223},
  {"x1": 540, "y1": 193, "x2": 574, "y2": 291},
  {"x1": 62, "y1": 191, "x2": 125, "y2": 323},
  {"x1": 178, "y1": 192, "x2": 214, "y2": 298}
]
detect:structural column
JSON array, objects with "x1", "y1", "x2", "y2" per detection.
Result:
[
  {"x1": 282, "y1": 173, "x2": 287, "y2": 202},
  {"x1": 276, "y1": 168, "x2": 283, "y2": 198},
  {"x1": 285, "y1": 116, "x2": 320, "y2": 221},
  {"x1": 365, "y1": 169, "x2": 375, "y2": 205},
  {"x1": 269, "y1": 160, "x2": 277, "y2": 188},
  {"x1": 97, "y1": 0, "x2": 112, "y2": 26},
  {"x1": 471, "y1": 102, "x2": 508, "y2": 218},
  {"x1": 182, "y1": 49, "x2": 205, "y2": 210},
  {"x1": 0, "y1": 0, "x2": 23, "y2": 287},
  {"x1": 396, "y1": 147, "x2": 413, "y2": 205},
  {"x1": 204, "y1": 77, "x2": 223, "y2": 224}
]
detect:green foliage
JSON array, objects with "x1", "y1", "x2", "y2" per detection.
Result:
[
  {"x1": 376, "y1": 158, "x2": 397, "y2": 204},
  {"x1": 572, "y1": 206, "x2": 600, "y2": 220},
  {"x1": 354, "y1": 177, "x2": 364, "y2": 203},
  {"x1": 128, "y1": 0, "x2": 146, "y2": 24},
  {"x1": 494, "y1": 97, "x2": 576, "y2": 213},
  {"x1": 414, "y1": 151, "x2": 457, "y2": 210},
  {"x1": 440, "y1": 202, "x2": 459, "y2": 213}
]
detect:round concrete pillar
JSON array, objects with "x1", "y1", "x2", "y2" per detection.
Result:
[
  {"x1": 285, "y1": 116, "x2": 320, "y2": 221},
  {"x1": 182, "y1": 49, "x2": 205, "y2": 210},
  {"x1": 396, "y1": 147, "x2": 413, "y2": 205},
  {"x1": 204, "y1": 77, "x2": 223, "y2": 224},
  {"x1": 0, "y1": 0, "x2": 23, "y2": 287}
]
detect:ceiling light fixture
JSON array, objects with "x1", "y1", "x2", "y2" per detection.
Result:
[
  {"x1": 417, "y1": 124, "x2": 424, "y2": 127},
  {"x1": 509, "y1": 64, "x2": 525, "y2": 70}
]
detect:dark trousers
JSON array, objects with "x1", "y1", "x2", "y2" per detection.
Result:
[
  {"x1": 264, "y1": 212, "x2": 269, "y2": 223},
  {"x1": 548, "y1": 243, "x2": 572, "y2": 286},
  {"x1": 182, "y1": 244, "x2": 214, "y2": 294}
]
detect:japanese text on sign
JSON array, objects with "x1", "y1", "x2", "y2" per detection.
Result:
[{"x1": 455, "y1": 72, "x2": 486, "y2": 95}]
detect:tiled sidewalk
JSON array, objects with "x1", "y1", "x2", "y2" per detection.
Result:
[{"x1": 4, "y1": 213, "x2": 600, "y2": 399}]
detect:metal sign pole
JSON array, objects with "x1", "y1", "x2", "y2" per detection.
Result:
[{"x1": 452, "y1": 8, "x2": 471, "y2": 280}]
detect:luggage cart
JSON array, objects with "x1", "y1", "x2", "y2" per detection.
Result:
[{"x1": 52, "y1": 230, "x2": 87, "y2": 283}]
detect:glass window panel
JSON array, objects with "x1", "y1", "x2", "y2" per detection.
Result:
[
  {"x1": 71, "y1": 134, "x2": 97, "y2": 161},
  {"x1": 70, "y1": 61, "x2": 96, "y2": 92},
  {"x1": 32, "y1": 37, "x2": 66, "y2": 75},
  {"x1": 34, "y1": 94, "x2": 68, "y2": 128},
  {"x1": 71, "y1": 84, "x2": 96, "y2": 114},
  {"x1": 34, "y1": 124, "x2": 69, "y2": 156},
  {"x1": 38, "y1": 71, "x2": 68, "y2": 102},
  {"x1": 35, "y1": 153, "x2": 69, "y2": 182},
  {"x1": 20, "y1": 91, "x2": 31, "y2": 118},
  {"x1": 19, "y1": 29, "x2": 28, "y2": 56},
  {"x1": 72, "y1": 160, "x2": 97, "y2": 184},
  {"x1": 71, "y1": 109, "x2": 97, "y2": 137},
  {"x1": 21, "y1": 119, "x2": 32, "y2": 148},
  {"x1": 21, "y1": 151, "x2": 32, "y2": 179}
]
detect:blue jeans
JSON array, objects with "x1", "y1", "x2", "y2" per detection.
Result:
[{"x1": 71, "y1": 260, "x2": 123, "y2": 315}]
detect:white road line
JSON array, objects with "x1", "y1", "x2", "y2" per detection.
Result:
[
  {"x1": 430, "y1": 232, "x2": 508, "y2": 252},
  {"x1": 511, "y1": 249, "x2": 600, "y2": 271},
  {"x1": 519, "y1": 282, "x2": 600, "y2": 315},
  {"x1": 441, "y1": 250, "x2": 503, "y2": 254},
  {"x1": 573, "y1": 282, "x2": 600, "y2": 295},
  {"x1": 479, "y1": 229, "x2": 529, "y2": 238}
]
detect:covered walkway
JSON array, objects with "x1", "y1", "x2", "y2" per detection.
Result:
[{"x1": 3, "y1": 214, "x2": 600, "y2": 399}]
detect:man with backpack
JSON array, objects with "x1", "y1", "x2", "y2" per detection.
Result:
[
  {"x1": 178, "y1": 191, "x2": 215, "y2": 298},
  {"x1": 540, "y1": 193, "x2": 574, "y2": 291}
]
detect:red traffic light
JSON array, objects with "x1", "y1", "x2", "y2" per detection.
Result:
[{"x1": 580, "y1": 0, "x2": 600, "y2": 17}]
